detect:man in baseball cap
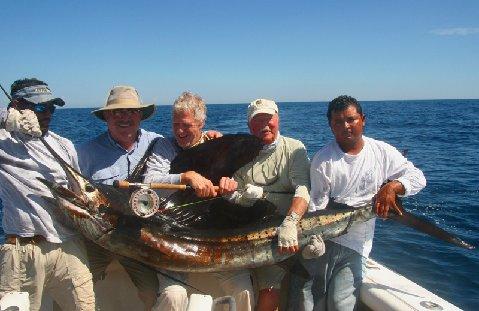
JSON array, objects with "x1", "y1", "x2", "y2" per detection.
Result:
[
  {"x1": 0, "y1": 78, "x2": 95, "y2": 310},
  {"x1": 5, "y1": 78, "x2": 66, "y2": 137},
  {"x1": 11, "y1": 82, "x2": 65, "y2": 107},
  {"x1": 247, "y1": 98, "x2": 278, "y2": 121},
  {"x1": 219, "y1": 98, "x2": 311, "y2": 310}
]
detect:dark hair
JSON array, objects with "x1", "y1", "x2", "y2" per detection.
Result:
[
  {"x1": 10, "y1": 78, "x2": 47, "y2": 96},
  {"x1": 327, "y1": 95, "x2": 363, "y2": 123}
]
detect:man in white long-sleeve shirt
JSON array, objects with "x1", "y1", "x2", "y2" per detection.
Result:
[
  {"x1": 288, "y1": 95, "x2": 426, "y2": 311},
  {"x1": 0, "y1": 78, "x2": 94, "y2": 310}
]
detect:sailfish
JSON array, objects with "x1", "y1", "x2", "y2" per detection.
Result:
[{"x1": 37, "y1": 134, "x2": 474, "y2": 273}]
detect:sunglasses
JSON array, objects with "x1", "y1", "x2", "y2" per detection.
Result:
[
  {"x1": 32, "y1": 103, "x2": 56, "y2": 113},
  {"x1": 110, "y1": 109, "x2": 141, "y2": 117},
  {"x1": 14, "y1": 98, "x2": 56, "y2": 114}
]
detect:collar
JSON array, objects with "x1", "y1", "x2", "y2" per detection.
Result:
[
  {"x1": 107, "y1": 129, "x2": 142, "y2": 152},
  {"x1": 261, "y1": 132, "x2": 281, "y2": 152},
  {"x1": 175, "y1": 132, "x2": 210, "y2": 150},
  {"x1": 189, "y1": 132, "x2": 210, "y2": 149}
]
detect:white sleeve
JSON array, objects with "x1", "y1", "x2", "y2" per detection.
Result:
[
  {"x1": 289, "y1": 142, "x2": 311, "y2": 202},
  {"x1": 309, "y1": 154, "x2": 331, "y2": 211},
  {"x1": 384, "y1": 144, "x2": 426, "y2": 196},
  {"x1": 143, "y1": 137, "x2": 181, "y2": 184}
]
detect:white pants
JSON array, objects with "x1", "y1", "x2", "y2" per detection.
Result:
[
  {"x1": 188, "y1": 270, "x2": 254, "y2": 311},
  {"x1": 154, "y1": 270, "x2": 188, "y2": 311}
]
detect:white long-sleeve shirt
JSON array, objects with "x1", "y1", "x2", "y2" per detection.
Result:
[
  {"x1": 0, "y1": 109, "x2": 80, "y2": 243},
  {"x1": 309, "y1": 135, "x2": 426, "y2": 257}
]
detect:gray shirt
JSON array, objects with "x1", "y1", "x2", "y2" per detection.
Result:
[{"x1": 0, "y1": 109, "x2": 79, "y2": 243}]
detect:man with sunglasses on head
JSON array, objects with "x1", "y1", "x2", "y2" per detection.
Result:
[
  {"x1": 219, "y1": 98, "x2": 311, "y2": 311},
  {"x1": 0, "y1": 78, "x2": 95, "y2": 310}
]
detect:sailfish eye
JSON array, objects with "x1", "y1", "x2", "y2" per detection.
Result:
[{"x1": 85, "y1": 184, "x2": 95, "y2": 192}]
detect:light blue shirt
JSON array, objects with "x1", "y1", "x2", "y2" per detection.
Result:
[{"x1": 78, "y1": 129, "x2": 179, "y2": 185}]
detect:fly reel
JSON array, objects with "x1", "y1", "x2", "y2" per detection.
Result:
[{"x1": 129, "y1": 188, "x2": 163, "y2": 218}]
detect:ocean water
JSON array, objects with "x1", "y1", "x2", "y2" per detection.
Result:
[{"x1": 1, "y1": 100, "x2": 478, "y2": 310}]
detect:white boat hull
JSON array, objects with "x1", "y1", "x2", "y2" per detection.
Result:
[
  {"x1": 3, "y1": 258, "x2": 460, "y2": 311},
  {"x1": 361, "y1": 259, "x2": 461, "y2": 311}
]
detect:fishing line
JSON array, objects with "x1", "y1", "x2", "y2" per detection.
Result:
[
  {"x1": 156, "y1": 269, "x2": 207, "y2": 294},
  {"x1": 169, "y1": 197, "x2": 221, "y2": 209},
  {"x1": 0, "y1": 83, "x2": 11, "y2": 100},
  {"x1": 162, "y1": 189, "x2": 293, "y2": 210}
]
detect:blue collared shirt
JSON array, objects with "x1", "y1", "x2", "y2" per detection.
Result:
[{"x1": 78, "y1": 129, "x2": 177, "y2": 185}]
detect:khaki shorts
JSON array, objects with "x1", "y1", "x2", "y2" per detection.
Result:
[{"x1": 0, "y1": 237, "x2": 94, "y2": 311}]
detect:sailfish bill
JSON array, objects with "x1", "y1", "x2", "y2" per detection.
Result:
[{"x1": 389, "y1": 210, "x2": 475, "y2": 250}]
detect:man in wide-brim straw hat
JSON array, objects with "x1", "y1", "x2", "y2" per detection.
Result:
[
  {"x1": 92, "y1": 85, "x2": 155, "y2": 122},
  {"x1": 78, "y1": 85, "x2": 189, "y2": 310}
]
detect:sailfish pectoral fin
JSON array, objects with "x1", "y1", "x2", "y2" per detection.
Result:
[{"x1": 388, "y1": 211, "x2": 475, "y2": 250}]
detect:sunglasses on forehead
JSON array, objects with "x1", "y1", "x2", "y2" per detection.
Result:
[{"x1": 14, "y1": 98, "x2": 56, "y2": 114}]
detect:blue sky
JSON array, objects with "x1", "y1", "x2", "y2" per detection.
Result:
[{"x1": 1, "y1": 0, "x2": 478, "y2": 107}]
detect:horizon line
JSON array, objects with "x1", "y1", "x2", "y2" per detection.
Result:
[{"x1": 56, "y1": 98, "x2": 479, "y2": 109}]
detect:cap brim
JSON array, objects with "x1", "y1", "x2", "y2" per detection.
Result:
[
  {"x1": 49, "y1": 98, "x2": 65, "y2": 107},
  {"x1": 25, "y1": 94, "x2": 65, "y2": 106},
  {"x1": 248, "y1": 108, "x2": 278, "y2": 121},
  {"x1": 92, "y1": 104, "x2": 156, "y2": 121}
]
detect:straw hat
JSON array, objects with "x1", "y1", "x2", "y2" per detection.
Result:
[{"x1": 92, "y1": 85, "x2": 155, "y2": 121}]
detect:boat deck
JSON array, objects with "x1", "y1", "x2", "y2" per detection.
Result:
[{"x1": 26, "y1": 258, "x2": 461, "y2": 310}]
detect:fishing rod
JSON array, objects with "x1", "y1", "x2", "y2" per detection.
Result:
[
  {"x1": 0, "y1": 82, "x2": 220, "y2": 292},
  {"x1": 0, "y1": 83, "x2": 11, "y2": 101},
  {"x1": 114, "y1": 179, "x2": 293, "y2": 195},
  {"x1": 115, "y1": 179, "x2": 294, "y2": 218},
  {"x1": 114, "y1": 180, "x2": 215, "y2": 191}
]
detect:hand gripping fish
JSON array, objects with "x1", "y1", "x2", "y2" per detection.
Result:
[{"x1": 37, "y1": 134, "x2": 474, "y2": 273}]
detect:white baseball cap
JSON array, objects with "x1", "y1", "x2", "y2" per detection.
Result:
[{"x1": 247, "y1": 98, "x2": 278, "y2": 121}]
